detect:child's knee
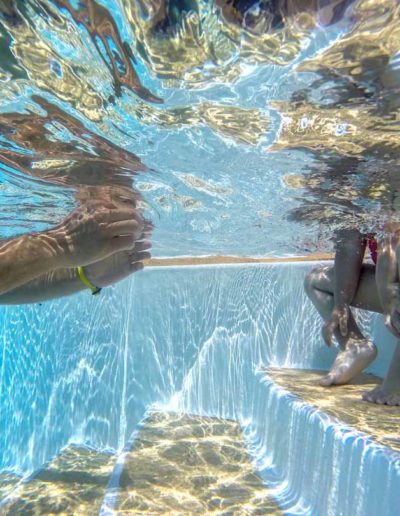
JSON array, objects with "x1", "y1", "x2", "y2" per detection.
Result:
[
  {"x1": 304, "y1": 266, "x2": 329, "y2": 298},
  {"x1": 304, "y1": 269, "x2": 316, "y2": 297}
]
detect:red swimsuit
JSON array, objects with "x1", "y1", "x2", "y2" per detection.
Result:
[{"x1": 366, "y1": 233, "x2": 378, "y2": 265}]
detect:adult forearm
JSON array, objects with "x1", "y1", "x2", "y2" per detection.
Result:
[
  {"x1": 0, "y1": 267, "x2": 86, "y2": 304},
  {"x1": 334, "y1": 229, "x2": 366, "y2": 306},
  {"x1": 0, "y1": 200, "x2": 144, "y2": 296},
  {"x1": 0, "y1": 229, "x2": 69, "y2": 295}
]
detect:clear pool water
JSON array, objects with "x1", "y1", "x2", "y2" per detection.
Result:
[
  {"x1": 0, "y1": 263, "x2": 399, "y2": 513},
  {"x1": 1, "y1": 1, "x2": 400, "y2": 514}
]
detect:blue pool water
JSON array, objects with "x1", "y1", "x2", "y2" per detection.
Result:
[
  {"x1": 1, "y1": 1, "x2": 400, "y2": 514},
  {"x1": 0, "y1": 263, "x2": 399, "y2": 513}
]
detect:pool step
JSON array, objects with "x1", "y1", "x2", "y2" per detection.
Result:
[
  {"x1": 112, "y1": 411, "x2": 282, "y2": 514},
  {"x1": 265, "y1": 368, "x2": 400, "y2": 453},
  {"x1": 1, "y1": 445, "x2": 116, "y2": 515},
  {"x1": 0, "y1": 472, "x2": 21, "y2": 501},
  {"x1": 247, "y1": 368, "x2": 400, "y2": 515}
]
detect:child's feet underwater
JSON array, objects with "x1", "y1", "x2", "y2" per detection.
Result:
[
  {"x1": 362, "y1": 342, "x2": 400, "y2": 405},
  {"x1": 362, "y1": 383, "x2": 400, "y2": 406},
  {"x1": 319, "y1": 339, "x2": 377, "y2": 386}
]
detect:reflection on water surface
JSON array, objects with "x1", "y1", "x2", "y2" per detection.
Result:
[{"x1": 0, "y1": 0, "x2": 399, "y2": 255}]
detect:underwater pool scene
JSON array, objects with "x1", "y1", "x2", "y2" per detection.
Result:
[{"x1": 0, "y1": 0, "x2": 400, "y2": 514}]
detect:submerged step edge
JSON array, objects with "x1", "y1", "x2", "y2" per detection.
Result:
[{"x1": 243, "y1": 369, "x2": 400, "y2": 516}]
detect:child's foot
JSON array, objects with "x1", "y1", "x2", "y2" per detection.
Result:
[
  {"x1": 362, "y1": 352, "x2": 400, "y2": 405},
  {"x1": 362, "y1": 384, "x2": 400, "y2": 406},
  {"x1": 319, "y1": 339, "x2": 377, "y2": 386}
]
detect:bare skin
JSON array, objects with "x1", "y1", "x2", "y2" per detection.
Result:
[
  {"x1": 305, "y1": 227, "x2": 400, "y2": 405},
  {"x1": 364, "y1": 227, "x2": 400, "y2": 405},
  {"x1": 0, "y1": 239, "x2": 151, "y2": 305},
  {"x1": 0, "y1": 81, "x2": 153, "y2": 303},
  {"x1": 362, "y1": 342, "x2": 400, "y2": 405},
  {"x1": 0, "y1": 201, "x2": 144, "y2": 296},
  {"x1": 304, "y1": 261, "x2": 379, "y2": 387}
]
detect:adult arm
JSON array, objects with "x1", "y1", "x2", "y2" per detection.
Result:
[
  {"x1": 0, "y1": 201, "x2": 143, "y2": 296},
  {"x1": 0, "y1": 242, "x2": 151, "y2": 305}
]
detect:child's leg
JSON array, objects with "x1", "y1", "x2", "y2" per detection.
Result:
[{"x1": 304, "y1": 263, "x2": 379, "y2": 385}]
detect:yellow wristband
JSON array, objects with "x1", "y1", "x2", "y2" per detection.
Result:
[{"x1": 77, "y1": 266, "x2": 102, "y2": 295}]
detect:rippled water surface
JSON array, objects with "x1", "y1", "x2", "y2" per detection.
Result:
[{"x1": 0, "y1": 0, "x2": 399, "y2": 256}]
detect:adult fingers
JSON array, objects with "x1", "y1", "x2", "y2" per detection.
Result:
[
  {"x1": 127, "y1": 246, "x2": 151, "y2": 261},
  {"x1": 133, "y1": 240, "x2": 152, "y2": 252},
  {"x1": 110, "y1": 234, "x2": 137, "y2": 253},
  {"x1": 124, "y1": 241, "x2": 151, "y2": 256},
  {"x1": 95, "y1": 206, "x2": 143, "y2": 225},
  {"x1": 132, "y1": 251, "x2": 151, "y2": 262},
  {"x1": 130, "y1": 262, "x2": 144, "y2": 273},
  {"x1": 107, "y1": 220, "x2": 143, "y2": 239}
]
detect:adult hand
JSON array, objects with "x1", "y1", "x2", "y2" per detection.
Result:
[
  {"x1": 76, "y1": 185, "x2": 141, "y2": 209},
  {"x1": 322, "y1": 304, "x2": 349, "y2": 347},
  {"x1": 51, "y1": 201, "x2": 144, "y2": 268},
  {"x1": 84, "y1": 239, "x2": 151, "y2": 288}
]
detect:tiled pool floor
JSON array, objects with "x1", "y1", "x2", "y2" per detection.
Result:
[
  {"x1": 0, "y1": 414, "x2": 280, "y2": 515},
  {"x1": 0, "y1": 446, "x2": 115, "y2": 515}
]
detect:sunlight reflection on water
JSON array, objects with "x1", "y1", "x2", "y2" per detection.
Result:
[{"x1": 0, "y1": 0, "x2": 399, "y2": 256}]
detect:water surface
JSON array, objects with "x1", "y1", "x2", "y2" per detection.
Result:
[{"x1": 0, "y1": 0, "x2": 399, "y2": 256}]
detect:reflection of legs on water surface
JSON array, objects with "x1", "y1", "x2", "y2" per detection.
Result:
[
  {"x1": 304, "y1": 264, "x2": 379, "y2": 386},
  {"x1": 362, "y1": 342, "x2": 400, "y2": 406}
]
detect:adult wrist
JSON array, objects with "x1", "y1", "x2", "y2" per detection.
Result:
[
  {"x1": 39, "y1": 228, "x2": 71, "y2": 267},
  {"x1": 77, "y1": 266, "x2": 102, "y2": 295}
]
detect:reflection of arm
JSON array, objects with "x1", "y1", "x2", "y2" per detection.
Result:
[{"x1": 334, "y1": 229, "x2": 366, "y2": 307}]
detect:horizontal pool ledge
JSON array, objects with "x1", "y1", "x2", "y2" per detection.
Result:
[{"x1": 144, "y1": 254, "x2": 333, "y2": 267}]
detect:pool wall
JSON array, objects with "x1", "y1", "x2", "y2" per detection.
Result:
[{"x1": 0, "y1": 262, "x2": 396, "y2": 483}]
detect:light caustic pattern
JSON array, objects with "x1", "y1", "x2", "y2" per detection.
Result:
[
  {"x1": 0, "y1": 263, "x2": 326, "y2": 474},
  {"x1": 0, "y1": 1, "x2": 400, "y2": 256},
  {"x1": 0, "y1": 263, "x2": 399, "y2": 514},
  {"x1": 0, "y1": 264, "x2": 376, "y2": 467}
]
